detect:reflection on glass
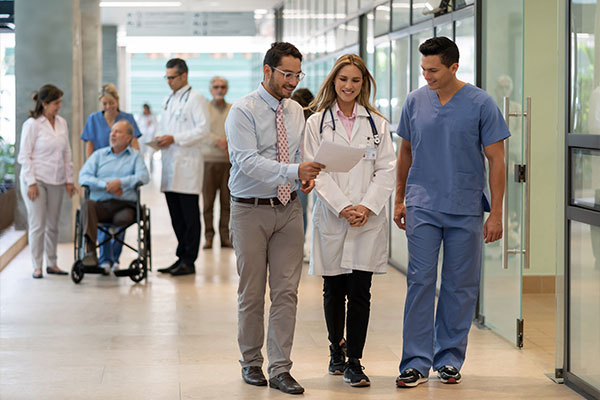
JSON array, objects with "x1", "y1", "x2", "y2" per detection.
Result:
[
  {"x1": 412, "y1": 0, "x2": 434, "y2": 24},
  {"x1": 411, "y1": 30, "x2": 433, "y2": 90},
  {"x1": 436, "y1": 22, "x2": 453, "y2": 40},
  {"x1": 391, "y1": 36, "x2": 410, "y2": 125},
  {"x1": 325, "y1": 0, "x2": 335, "y2": 28},
  {"x1": 455, "y1": 17, "x2": 475, "y2": 84},
  {"x1": 366, "y1": 11, "x2": 375, "y2": 72},
  {"x1": 570, "y1": 221, "x2": 600, "y2": 391},
  {"x1": 454, "y1": 0, "x2": 475, "y2": 9},
  {"x1": 570, "y1": 0, "x2": 598, "y2": 134},
  {"x1": 336, "y1": 25, "x2": 346, "y2": 50},
  {"x1": 374, "y1": 3, "x2": 391, "y2": 37},
  {"x1": 315, "y1": 0, "x2": 324, "y2": 32},
  {"x1": 374, "y1": 42, "x2": 391, "y2": 120},
  {"x1": 571, "y1": 148, "x2": 600, "y2": 211},
  {"x1": 392, "y1": 0, "x2": 410, "y2": 30}
]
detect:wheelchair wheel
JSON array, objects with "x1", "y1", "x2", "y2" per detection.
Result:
[
  {"x1": 144, "y1": 207, "x2": 151, "y2": 270},
  {"x1": 71, "y1": 260, "x2": 84, "y2": 284},
  {"x1": 129, "y1": 259, "x2": 146, "y2": 283}
]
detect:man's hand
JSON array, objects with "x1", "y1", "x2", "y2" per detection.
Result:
[
  {"x1": 155, "y1": 135, "x2": 175, "y2": 148},
  {"x1": 340, "y1": 206, "x2": 362, "y2": 225},
  {"x1": 106, "y1": 179, "x2": 122, "y2": 197},
  {"x1": 216, "y1": 138, "x2": 228, "y2": 152},
  {"x1": 65, "y1": 183, "x2": 77, "y2": 197},
  {"x1": 27, "y1": 184, "x2": 39, "y2": 201},
  {"x1": 483, "y1": 212, "x2": 503, "y2": 243},
  {"x1": 298, "y1": 161, "x2": 325, "y2": 181},
  {"x1": 300, "y1": 179, "x2": 314, "y2": 194},
  {"x1": 347, "y1": 205, "x2": 371, "y2": 227},
  {"x1": 393, "y1": 202, "x2": 407, "y2": 230}
]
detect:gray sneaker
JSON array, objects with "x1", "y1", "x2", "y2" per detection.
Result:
[{"x1": 81, "y1": 253, "x2": 98, "y2": 267}]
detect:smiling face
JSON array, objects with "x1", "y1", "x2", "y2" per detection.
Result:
[
  {"x1": 43, "y1": 97, "x2": 62, "y2": 119},
  {"x1": 101, "y1": 95, "x2": 119, "y2": 116},
  {"x1": 421, "y1": 54, "x2": 458, "y2": 91},
  {"x1": 263, "y1": 55, "x2": 302, "y2": 100},
  {"x1": 334, "y1": 64, "x2": 363, "y2": 107}
]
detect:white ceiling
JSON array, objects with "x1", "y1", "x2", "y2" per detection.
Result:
[{"x1": 100, "y1": 0, "x2": 283, "y2": 26}]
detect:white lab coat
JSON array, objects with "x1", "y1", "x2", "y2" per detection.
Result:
[
  {"x1": 304, "y1": 104, "x2": 396, "y2": 276},
  {"x1": 159, "y1": 85, "x2": 209, "y2": 194}
]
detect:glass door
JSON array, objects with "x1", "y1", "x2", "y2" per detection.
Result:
[{"x1": 479, "y1": 0, "x2": 526, "y2": 347}]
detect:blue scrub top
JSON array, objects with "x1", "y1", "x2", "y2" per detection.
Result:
[
  {"x1": 397, "y1": 83, "x2": 510, "y2": 216},
  {"x1": 81, "y1": 110, "x2": 142, "y2": 151}
]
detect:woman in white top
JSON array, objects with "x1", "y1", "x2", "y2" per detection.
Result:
[
  {"x1": 18, "y1": 84, "x2": 76, "y2": 279},
  {"x1": 304, "y1": 54, "x2": 396, "y2": 387}
]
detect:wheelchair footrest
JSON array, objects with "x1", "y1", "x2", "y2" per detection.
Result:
[{"x1": 83, "y1": 266, "x2": 107, "y2": 274}]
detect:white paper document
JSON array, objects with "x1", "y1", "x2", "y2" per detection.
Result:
[
  {"x1": 313, "y1": 140, "x2": 365, "y2": 173},
  {"x1": 146, "y1": 140, "x2": 161, "y2": 151}
]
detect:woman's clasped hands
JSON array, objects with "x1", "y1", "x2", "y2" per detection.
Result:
[{"x1": 340, "y1": 204, "x2": 371, "y2": 227}]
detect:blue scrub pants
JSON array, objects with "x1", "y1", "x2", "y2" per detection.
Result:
[{"x1": 400, "y1": 206, "x2": 483, "y2": 376}]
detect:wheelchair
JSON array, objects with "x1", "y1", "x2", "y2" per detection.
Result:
[{"x1": 71, "y1": 183, "x2": 151, "y2": 284}]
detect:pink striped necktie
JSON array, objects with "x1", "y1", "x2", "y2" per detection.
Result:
[{"x1": 276, "y1": 103, "x2": 291, "y2": 205}]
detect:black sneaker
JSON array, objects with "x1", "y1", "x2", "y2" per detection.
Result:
[
  {"x1": 328, "y1": 342, "x2": 346, "y2": 375},
  {"x1": 396, "y1": 368, "x2": 428, "y2": 388},
  {"x1": 343, "y1": 358, "x2": 370, "y2": 387},
  {"x1": 437, "y1": 365, "x2": 461, "y2": 384}
]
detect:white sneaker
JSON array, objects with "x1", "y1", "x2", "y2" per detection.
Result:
[
  {"x1": 112, "y1": 262, "x2": 120, "y2": 273},
  {"x1": 100, "y1": 262, "x2": 111, "y2": 276}
]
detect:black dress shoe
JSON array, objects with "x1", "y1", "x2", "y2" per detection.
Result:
[
  {"x1": 269, "y1": 372, "x2": 304, "y2": 395},
  {"x1": 46, "y1": 267, "x2": 68, "y2": 275},
  {"x1": 157, "y1": 260, "x2": 180, "y2": 273},
  {"x1": 241, "y1": 366, "x2": 267, "y2": 386},
  {"x1": 169, "y1": 262, "x2": 195, "y2": 276}
]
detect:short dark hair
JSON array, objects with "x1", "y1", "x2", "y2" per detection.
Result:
[
  {"x1": 291, "y1": 88, "x2": 314, "y2": 120},
  {"x1": 263, "y1": 42, "x2": 302, "y2": 68},
  {"x1": 166, "y1": 58, "x2": 188, "y2": 75},
  {"x1": 418, "y1": 37, "x2": 459, "y2": 67}
]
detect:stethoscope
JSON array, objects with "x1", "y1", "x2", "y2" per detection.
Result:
[
  {"x1": 319, "y1": 106, "x2": 380, "y2": 146},
  {"x1": 163, "y1": 86, "x2": 192, "y2": 111}
]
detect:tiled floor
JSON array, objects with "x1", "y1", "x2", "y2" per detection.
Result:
[{"x1": 0, "y1": 178, "x2": 582, "y2": 399}]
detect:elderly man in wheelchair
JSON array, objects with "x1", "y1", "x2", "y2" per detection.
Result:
[{"x1": 73, "y1": 120, "x2": 150, "y2": 283}]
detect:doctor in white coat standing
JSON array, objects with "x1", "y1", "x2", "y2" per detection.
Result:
[
  {"x1": 304, "y1": 54, "x2": 396, "y2": 387},
  {"x1": 155, "y1": 58, "x2": 209, "y2": 276}
]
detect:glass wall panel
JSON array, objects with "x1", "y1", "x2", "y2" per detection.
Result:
[
  {"x1": 569, "y1": 220, "x2": 600, "y2": 391},
  {"x1": 336, "y1": 0, "x2": 347, "y2": 20},
  {"x1": 336, "y1": 25, "x2": 347, "y2": 50},
  {"x1": 436, "y1": 22, "x2": 453, "y2": 39},
  {"x1": 391, "y1": 0, "x2": 410, "y2": 30},
  {"x1": 412, "y1": 1, "x2": 434, "y2": 24},
  {"x1": 571, "y1": 148, "x2": 600, "y2": 211},
  {"x1": 455, "y1": 17, "x2": 475, "y2": 84},
  {"x1": 374, "y1": 41, "x2": 391, "y2": 119},
  {"x1": 315, "y1": 0, "x2": 325, "y2": 32},
  {"x1": 391, "y1": 36, "x2": 410, "y2": 125},
  {"x1": 570, "y1": 0, "x2": 598, "y2": 134},
  {"x1": 366, "y1": 11, "x2": 375, "y2": 72},
  {"x1": 346, "y1": 18, "x2": 360, "y2": 46},
  {"x1": 454, "y1": 0, "x2": 475, "y2": 10},
  {"x1": 374, "y1": 2, "x2": 391, "y2": 37},
  {"x1": 348, "y1": 0, "x2": 360, "y2": 15},
  {"x1": 411, "y1": 30, "x2": 433, "y2": 90}
]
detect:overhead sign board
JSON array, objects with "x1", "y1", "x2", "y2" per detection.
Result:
[{"x1": 126, "y1": 12, "x2": 257, "y2": 36}]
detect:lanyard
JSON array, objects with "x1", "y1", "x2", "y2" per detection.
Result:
[{"x1": 319, "y1": 107, "x2": 380, "y2": 146}]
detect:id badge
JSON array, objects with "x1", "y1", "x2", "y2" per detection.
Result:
[{"x1": 364, "y1": 147, "x2": 377, "y2": 160}]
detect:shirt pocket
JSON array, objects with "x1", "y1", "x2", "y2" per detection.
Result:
[{"x1": 450, "y1": 116, "x2": 480, "y2": 149}]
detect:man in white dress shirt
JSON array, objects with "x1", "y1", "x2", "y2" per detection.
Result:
[{"x1": 155, "y1": 58, "x2": 209, "y2": 276}]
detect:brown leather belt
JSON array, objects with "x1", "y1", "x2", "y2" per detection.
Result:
[{"x1": 231, "y1": 191, "x2": 297, "y2": 207}]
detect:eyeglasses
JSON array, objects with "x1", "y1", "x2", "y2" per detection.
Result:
[
  {"x1": 164, "y1": 74, "x2": 182, "y2": 81},
  {"x1": 271, "y1": 66, "x2": 306, "y2": 82},
  {"x1": 212, "y1": 85, "x2": 227, "y2": 90}
]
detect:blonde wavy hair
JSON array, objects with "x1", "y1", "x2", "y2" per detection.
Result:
[
  {"x1": 99, "y1": 83, "x2": 120, "y2": 108},
  {"x1": 307, "y1": 54, "x2": 386, "y2": 120}
]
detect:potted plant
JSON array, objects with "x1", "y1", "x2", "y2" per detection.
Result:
[{"x1": 0, "y1": 136, "x2": 16, "y2": 231}]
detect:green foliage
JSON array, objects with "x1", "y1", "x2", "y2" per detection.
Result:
[{"x1": 0, "y1": 136, "x2": 15, "y2": 193}]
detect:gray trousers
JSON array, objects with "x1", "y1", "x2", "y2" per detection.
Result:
[
  {"x1": 20, "y1": 179, "x2": 65, "y2": 270},
  {"x1": 230, "y1": 197, "x2": 304, "y2": 378},
  {"x1": 202, "y1": 161, "x2": 231, "y2": 242}
]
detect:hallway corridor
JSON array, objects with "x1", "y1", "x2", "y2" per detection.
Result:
[{"x1": 0, "y1": 179, "x2": 581, "y2": 399}]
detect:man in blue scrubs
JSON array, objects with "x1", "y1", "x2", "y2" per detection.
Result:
[{"x1": 394, "y1": 37, "x2": 510, "y2": 388}]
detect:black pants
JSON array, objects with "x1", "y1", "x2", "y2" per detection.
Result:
[
  {"x1": 165, "y1": 191, "x2": 200, "y2": 265},
  {"x1": 323, "y1": 270, "x2": 373, "y2": 359}
]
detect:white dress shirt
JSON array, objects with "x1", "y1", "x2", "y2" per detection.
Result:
[{"x1": 18, "y1": 115, "x2": 74, "y2": 186}]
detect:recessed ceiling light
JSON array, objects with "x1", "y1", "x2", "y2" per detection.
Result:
[{"x1": 100, "y1": 1, "x2": 183, "y2": 7}]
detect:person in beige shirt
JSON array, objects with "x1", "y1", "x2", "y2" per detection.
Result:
[{"x1": 201, "y1": 76, "x2": 233, "y2": 249}]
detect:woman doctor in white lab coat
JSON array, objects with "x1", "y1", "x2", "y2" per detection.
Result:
[{"x1": 304, "y1": 54, "x2": 396, "y2": 387}]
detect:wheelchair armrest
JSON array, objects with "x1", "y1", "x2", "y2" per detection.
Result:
[{"x1": 81, "y1": 185, "x2": 90, "y2": 199}]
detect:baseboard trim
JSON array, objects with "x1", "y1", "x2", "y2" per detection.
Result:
[{"x1": 0, "y1": 228, "x2": 27, "y2": 272}]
